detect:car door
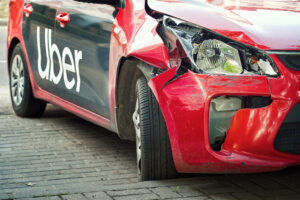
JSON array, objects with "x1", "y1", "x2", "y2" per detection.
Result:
[
  {"x1": 51, "y1": 0, "x2": 119, "y2": 118},
  {"x1": 22, "y1": 0, "x2": 61, "y2": 92}
]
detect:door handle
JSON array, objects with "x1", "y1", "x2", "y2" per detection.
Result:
[
  {"x1": 56, "y1": 12, "x2": 70, "y2": 28},
  {"x1": 24, "y1": 4, "x2": 33, "y2": 17}
]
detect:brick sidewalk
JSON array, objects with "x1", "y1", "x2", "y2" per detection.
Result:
[{"x1": 1, "y1": 89, "x2": 300, "y2": 199}]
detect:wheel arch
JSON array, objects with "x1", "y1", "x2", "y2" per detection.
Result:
[
  {"x1": 7, "y1": 37, "x2": 21, "y2": 73},
  {"x1": 116, "y1": 56, "x2": 161, "y2": 141}
]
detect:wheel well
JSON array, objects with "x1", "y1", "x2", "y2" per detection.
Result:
[
  {"x1": 8, "y1": 38, "x2": 20, "y2": 72},
  {"x1": 116, "y1": 58, "x2": 154, "y2": 141}
]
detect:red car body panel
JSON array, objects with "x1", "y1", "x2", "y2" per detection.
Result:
[
  {"x1": 148, "y1": 0, "x2": 300, "y2": 50},
  {"x1": 149, "y1": 67, "x2": 300, "y2": 173},
  {"x1": 7, "y1": 0, "x2": 300, "y2": 173},
  {"x1": 8, "y1": 0, "x2": 169, "y2": 132},
  {"x1": 8, "y1": 0, "x2": 112, "y2": 131},
  {"x1": 109, "y1": 1, "x2": 170, "y2": 130}
]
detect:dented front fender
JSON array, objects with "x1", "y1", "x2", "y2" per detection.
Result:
[{"x1": 149, "y1": 68, "x2": 300, "y2": 173}]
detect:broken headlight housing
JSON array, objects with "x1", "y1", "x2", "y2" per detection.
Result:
[
  {"x1": 158, "y1": 16, "x2": 279, "y2": 76},
  {"x1": 157, "y1": 17, "x2": 276, "y2": 151}
]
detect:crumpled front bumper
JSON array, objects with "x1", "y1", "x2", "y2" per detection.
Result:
[{"x1": 148, "y1": 55, "x2": 300, "y2": 173}]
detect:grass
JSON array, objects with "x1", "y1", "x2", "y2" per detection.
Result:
[{"x1": 0, "y1": 0, "x2": 9, "y2": 19}]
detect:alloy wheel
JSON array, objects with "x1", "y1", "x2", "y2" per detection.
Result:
[{"x1": 10, "y1": 54, "x2": 25, "y2": 106}]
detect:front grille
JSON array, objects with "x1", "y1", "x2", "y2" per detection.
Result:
[
  {"x1": 274, "y1": 122, "x2": 300, "y2": 154},
  {"x1": 277, "y1": 54, "x2": 300, "y2": 71},
  {"x1": 274, "y1": 103, "x2": 300, "y2": 154}
]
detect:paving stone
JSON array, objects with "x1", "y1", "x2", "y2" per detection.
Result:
[
  {"x1": 6, "y1": 185, "x2": 58, "y2": 199},
  {"x1": 231, "y1": 192, "x2": 262, "y2": 200},
  {"x1": 172, "y1": 197, "x2": 210, "y2": 200},
  {"x1": 210, "y1": 193, "x2": 238, "y2": 200},
  {"x1": 20, "y1": 196, "x2": 62, "y2": 200},
  {"x1": 269, "y1": 175, "x2": 300, "y2": 192},
  {"x1": 151, "y1": 187, "x2": 182, "y2": 199},
  {"x1": 228, "y1": 179, "x2": 264, "y2": 193},
  {"x1": 171, "y1": 185, "x2": 204, "y2": 197},
  {"x1": 0, "y1": 193, "x2": 9, "y2": 200},
  {"x1": 84, "y1": 191, "x2": 113, "y2": 200},
  {"x1": 255, "y1": 189, "x2": 297, "y2": 197},
  {"x1": 61, "y1": 194, "x2": 87, "y2": 200},
  {"x1": 107, "y1": 189, "x2": 151, "y2": 197},
  {"x1": 113, "y1": 193, "x2": 159, "y2": 200},
  {"x1": 264, "y1": 194, "x2": 300, "y2": 200},
  {"x1": 250, "y1": 178, "x2": 284, "y2": 190},
  {"x1": 200, "y1": 186, "x2": 244, "y2": 195}
]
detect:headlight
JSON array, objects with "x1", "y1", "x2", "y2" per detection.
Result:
[
  {"x1": 194, "y1": 39, "x2": 243, "y2": 74},
  {"x1": 158, "y1": 16, "x2": 279, "y2": 77}
]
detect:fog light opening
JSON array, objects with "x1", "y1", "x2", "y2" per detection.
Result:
[
  {"x1": 209, "y1": 96, "x2": 242, "y2": 151},
  {"x1": 209, "y1": 96, "x2": 272, "y2": 151}
]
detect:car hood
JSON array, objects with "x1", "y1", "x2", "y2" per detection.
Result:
[{"x1": 147, "y1": 0, "x2": 300, "y2": 50}]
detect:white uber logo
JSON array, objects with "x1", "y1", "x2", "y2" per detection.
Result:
[{"x1": 37, "y1": 26, "x2": 82, "y2": 92}]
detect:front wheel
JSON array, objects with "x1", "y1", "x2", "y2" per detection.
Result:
[{"x1": 132, "y1": 76, "x2": 177, "y2": 181}]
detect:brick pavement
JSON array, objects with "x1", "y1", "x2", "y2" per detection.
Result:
[{"x1": 0, "y1": 62, "x2": 300, "y2": 199}]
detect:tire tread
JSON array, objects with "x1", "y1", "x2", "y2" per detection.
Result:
[{"x1": 136, "y1": 76, "x2": 177, "y2": 180}]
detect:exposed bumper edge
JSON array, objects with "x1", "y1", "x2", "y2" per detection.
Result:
[{"x1": 149, "y1": 68, "x2": 300, "y2": 173}]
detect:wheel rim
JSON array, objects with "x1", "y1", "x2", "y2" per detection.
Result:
[
  {"x1": 10, "y1": 54, "x2": 25, "y2": 106},
  {"x1": 132, "y1": 97, "x2": 142, "y2": 175}
]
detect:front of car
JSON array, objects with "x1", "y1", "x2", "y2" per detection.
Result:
[{"x1": 147, "y1": 0, "x2": 300, "y2": 173}]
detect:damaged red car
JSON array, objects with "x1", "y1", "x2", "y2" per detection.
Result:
[{"x1": 7, "y1": 0, "x2": 300, "y2": 180}]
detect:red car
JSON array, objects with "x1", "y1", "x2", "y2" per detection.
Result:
[{"x1": 7, "y1": 0, "x2": 300, "y2": 180}]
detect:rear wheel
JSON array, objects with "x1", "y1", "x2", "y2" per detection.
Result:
[
  {"x1": 132, "y1": 76, "x2": 177, "y2": 181},
  {"x1": 9, "y1": 44, "x2": 46, "y2": 117}
]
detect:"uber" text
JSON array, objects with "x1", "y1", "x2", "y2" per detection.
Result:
[{"x1": 37, "y1": 26, "x2": 82, "y2": 92}]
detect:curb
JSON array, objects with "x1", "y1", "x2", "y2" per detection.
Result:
[{"x1": 0, "y1": 19, "x2": 8, "y2": 26}]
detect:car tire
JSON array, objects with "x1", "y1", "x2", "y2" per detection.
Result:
[
  {"x1": 132, "y1": 76, "x2": 177, "y2": 181},
  {"x1": 9, "y1": 43, "x2": 46, "y2": 117}
]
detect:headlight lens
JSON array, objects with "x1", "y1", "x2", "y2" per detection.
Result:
[
  {"x1": 194, "y1": 39, "x2": 243, "y2": 74},
  {"x1": 158, "y1": 17, "x2": 279, "y2": 77}
]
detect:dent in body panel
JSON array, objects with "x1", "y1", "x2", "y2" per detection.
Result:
[
  {"x1": 147, "y1": 0, "x2": 300, "y2": 50},
  {"x1": 147, "y1": 66, "x2": 291, "y2": 172},
  {"x1": 113, "y1": 4, "x2": 170, "y2": 69},
  {"x1": 109, "y1": 0, "x2": 170, "y2": 130}
]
